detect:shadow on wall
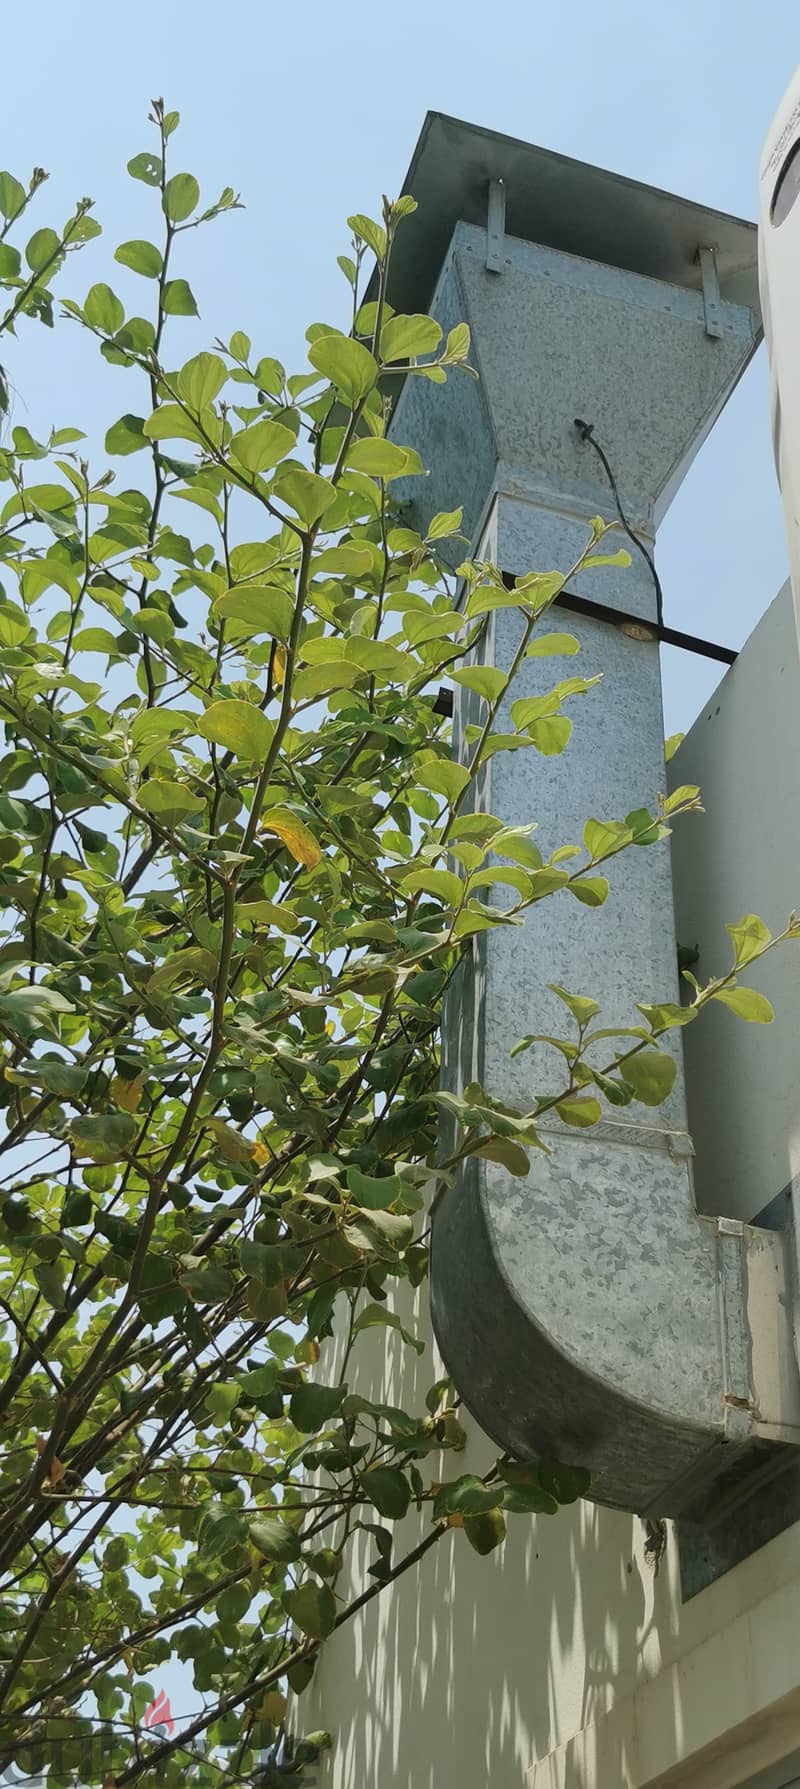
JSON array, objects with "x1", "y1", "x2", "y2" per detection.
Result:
[{"x1": 304, "y1": 1287, "x2": 680, "y2": 1789}]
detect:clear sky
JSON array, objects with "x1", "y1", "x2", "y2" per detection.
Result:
[{"x1": 2, "y1": 0, "x2": 797, "y2": 732}]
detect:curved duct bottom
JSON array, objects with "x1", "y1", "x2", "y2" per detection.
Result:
[{"x1": 430, "y1": 1130, "x2": 800, "y2": 1521}]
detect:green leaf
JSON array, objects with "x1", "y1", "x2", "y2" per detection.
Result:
[
  {"x1": 84, "y1": 283, "x2": 125, "y2": 332},
  {"x1": 465, "y1": 585, "x2": 526, "y2": 619},
  {"x1": 582, "y1": 817, "x2": 632, "y2": 861},
  {"x1": 214, "y1": 585, "x2": 293, "y2": 640},
  {"x1": 463, "y1": 1509, "x2": 506, "y2": 1554},
  {"x1": 205, "y1": 1382, "x2": 241, "y2": 1420},
  {"x1": 361, "y1": 1466, "x2": 411, "y2": 1519},
  {"x1": 105, "y1": 413, "x2": 147, "y2": 456},
  {"x1": 162, "y1": 278, "x2": 198, "y2": 316},
  {"x1": 525, "y1": 632, "x2": 580, "y2": 658},
  {"x1": 665, "y1": 732, "x2": 684, "y2": 762},
  {"x1": 344, "y1": 438, "x2": 423, "y2": 480},
  {"x1": 250, "y1": 1517, "x2": 301, "y2": 1563},
  {"x1": 198, "y1": 699, "x2": 273, "y2": 759},
  {"x1": 69, "y1": 1113, "x2": 138, "y2": 1164},
  {"x1": 164, "y1": 172, "x2": 200, "y2": 222},
  {"x1": 343, "y1": 1209, "x2": 415, "y2": 1256},
  {"x1": 726, "y1": 913, "x2": 772, "y2": 970},
  {"x1": 556, "y1": 1096, "x2": 602, "y2": 1128},
  {"x1": 229, "y1": 419, "x2": 296, "y2": 475},
  {"x1": 663, "y1": 783, "x2": 699, "y2": 816},
  {"x1": 239, "y1": 1363, "x2": 279, "y2": 1400},
  {"x1": 284, "y1": 1580, "x2": 336, "y2": 1640},
  {"x1": 583, "y1": 549, "x2": 631, "y2": 568},
  {"x1": 346, "y1": 1167, "x2": 399, "y2": 1210},
  {"x1": 380, "y1": 314, "x2": 442, "y2": 361},
  {"x1": 471, "y1": 1136, "x2": 530, "y2": 1175},
  {"x1": 290, "y1": 1382, "x2": 346, "y2": 1433},
  {"x1": 36, "y1": 1060, "x2": 88, "y2": 1098},
  {"x1": 550, "y1": 986, "x2": 599, "y2": 1027},
  {"x1": 442, "y1": 323, "x2": 471, "y2": 365},
  {"x1": 351, "y1": 1304, "x2": 424, "y2": 1354},
  {"x1": 0, "y1": 243, "x2": 21, "y2": 277},
  {"x1": 127, "y1": 151, "x2": 162, "y2": 186},
  {"x1": 569, "y1": 877, "x2": 609, "y2": 907},
  {"x1": 147, "y1": 947, "x2": 217, "y2": 998},
  {"x1": 538, "y1": 1459, "x2": 591, "y2": 1503},
  {"x1": 621, "y1": 1049, "x2": 676, "y2": 1106},
  {"x1": 433, "y1": 1474, "x2": 502, "y2": 1517},
  {"x1": 713, "y1": 986, "x2": 774, "y2": 1024},
  {"x1": 308, "y1": 333, "x2": 378, "y2": 405},
  {"x1": 346, "y1": 213, "x2": 386, "y2": 259},
  {"x1": 274, "y1": 468, "x2": 338, "y2": 525},
  {"x1": 180, "y1": 1264, "x2": 234, "y2": 1303},
  {"x1": 401, "y1": 868, "x2": 464, "y2": 908},
  {"x1": 293, "y1": 661, "x2": 361, "y2": 701},
  {"x1": 503, "y1": 1484, "x2": 560, "y2": 1514},
  {"x1": 254, "y1": 355, "x2": 284, "y2": 394},
  {"x1": 0, "y1": 171, "x2": 25, "y2": 220},
  {"x1": 529, "y1": 716, "x2": 573, "y2": 755},
  {"x1": 286, "y1": 1657, "x2": 316, "y2": 1696},
  {"x1": 142, "y1": 403, "x2": 204, "y2": 445},
  {"x1": 138, "y1": 780, "x2": 205, "y2": 819},
  {"x1": 114, "y1": 239, "x2": 163, "y2": 278},
  {"x1": 25, "y1": 228, "x2": 60, "y2": 272},
  {"x1": 450, "y1": 666, "x2": 507, "y2": 702},
  {"x1": 636, "y1": 1001, "x2": 695, "y2": 1033},
  {"x1": 415, "y1": 759, "x2": 471, "y2": 803},
  {"x1": 177, "y1": 351, "x2": 227, "y2": 411},
  {"x1": 34, "y1": 1260, "x2": 67, "y2": 1310},
  {"x1": 0, "y1": 984, "x2": 74, "y2": 1028}
]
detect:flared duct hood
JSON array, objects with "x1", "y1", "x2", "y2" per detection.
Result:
[{"x1": 386, "y1": 115, "x2": 800, "y2": 1520}]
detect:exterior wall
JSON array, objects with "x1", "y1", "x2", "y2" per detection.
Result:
[
  {"x1": 670, "y1": 581, "x2": 800, "y2": 1223},
  {"x1": 306, "y1": 1294, "x2": 800, "y2": 1789}
]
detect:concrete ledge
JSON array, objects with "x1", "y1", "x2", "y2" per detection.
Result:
[{"x1": 528, "y1": 1571, "x2": 800, "y2": 1789}]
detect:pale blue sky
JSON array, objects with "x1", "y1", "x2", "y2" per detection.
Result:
[{"x1": 2, "y1": 0, "x2": 797, "y2": 731}]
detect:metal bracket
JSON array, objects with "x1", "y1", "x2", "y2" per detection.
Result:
[
  {"x1": 697, "y1": 245, "x2": 722, "y2": 338},
  {"x1": 486, "y1": 179, "x2": 506, "y2": 274}
]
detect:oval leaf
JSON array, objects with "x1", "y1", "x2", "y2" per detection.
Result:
[
  {"x1": 261, "y1": 807, "x2": 321, "y2": 869},
  {"x1": 198, "y1": 699, "x2": 273, "y2": 760},
  {"x1": 713, "y1": 985, "x2": 774, "y2": 1024},
  {"x1": 308, "y1": 333, "x2": 378, "y2": 406}
]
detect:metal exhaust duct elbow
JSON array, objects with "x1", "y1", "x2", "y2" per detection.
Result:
[{"x1": 430, "y1": 1115, "x2": 800, "y2": 1520}]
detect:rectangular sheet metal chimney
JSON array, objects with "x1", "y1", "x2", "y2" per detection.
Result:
[{"x1": 384, "y1": 113, "x2": 800, "y2": 1518}]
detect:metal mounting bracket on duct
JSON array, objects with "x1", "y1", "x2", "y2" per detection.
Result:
[{"x1": 380, "y1": 112, "x2": 800, "y2": 1522}]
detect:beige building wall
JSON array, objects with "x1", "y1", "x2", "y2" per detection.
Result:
[
  {"x1": 307, "y1": 1287, "x2": 800, "y2": 1788},
  {"x1": 670, "y1": 580, "x2": 800, "y2": 1226}
]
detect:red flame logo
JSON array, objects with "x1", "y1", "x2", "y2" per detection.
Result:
[{"x1": 143, "y1": 1690, "x2": 174, "y2": 1737}]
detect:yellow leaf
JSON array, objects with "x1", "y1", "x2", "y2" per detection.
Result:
[
  {"x1": 35, "y1": 1433, "x2": 65, "y2": 1488},
  {"x1": 205, "y1": 1118, "x2": 255, "y2": 1166},
  {"x1": 111, "y1": 1073, "x2": 145, "y2": 1113},
  {"x1": 273, "y1": 643, "x2": 286, "y2": 688},
  {"x1": 261, "y1": 805, "x2": 321, "y2": 869},
  {"x1": 251, "y1": 1140, "x2": 270, "y2": 1166},
  {"x1": 259, "y1": 1689, "x2": 287, "y2": 1723},
  {"x1": 443, "y1": 1512, "x2": 464, "y2": 1529}
]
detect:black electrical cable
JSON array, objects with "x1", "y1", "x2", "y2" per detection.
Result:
[{"x1": 574, "y1": 418, "x2": 664, "y2": 629}]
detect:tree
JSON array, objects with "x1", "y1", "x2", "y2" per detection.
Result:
[{"x1": 0, "y1": 100, "x2": 793, "y2": 1788}]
